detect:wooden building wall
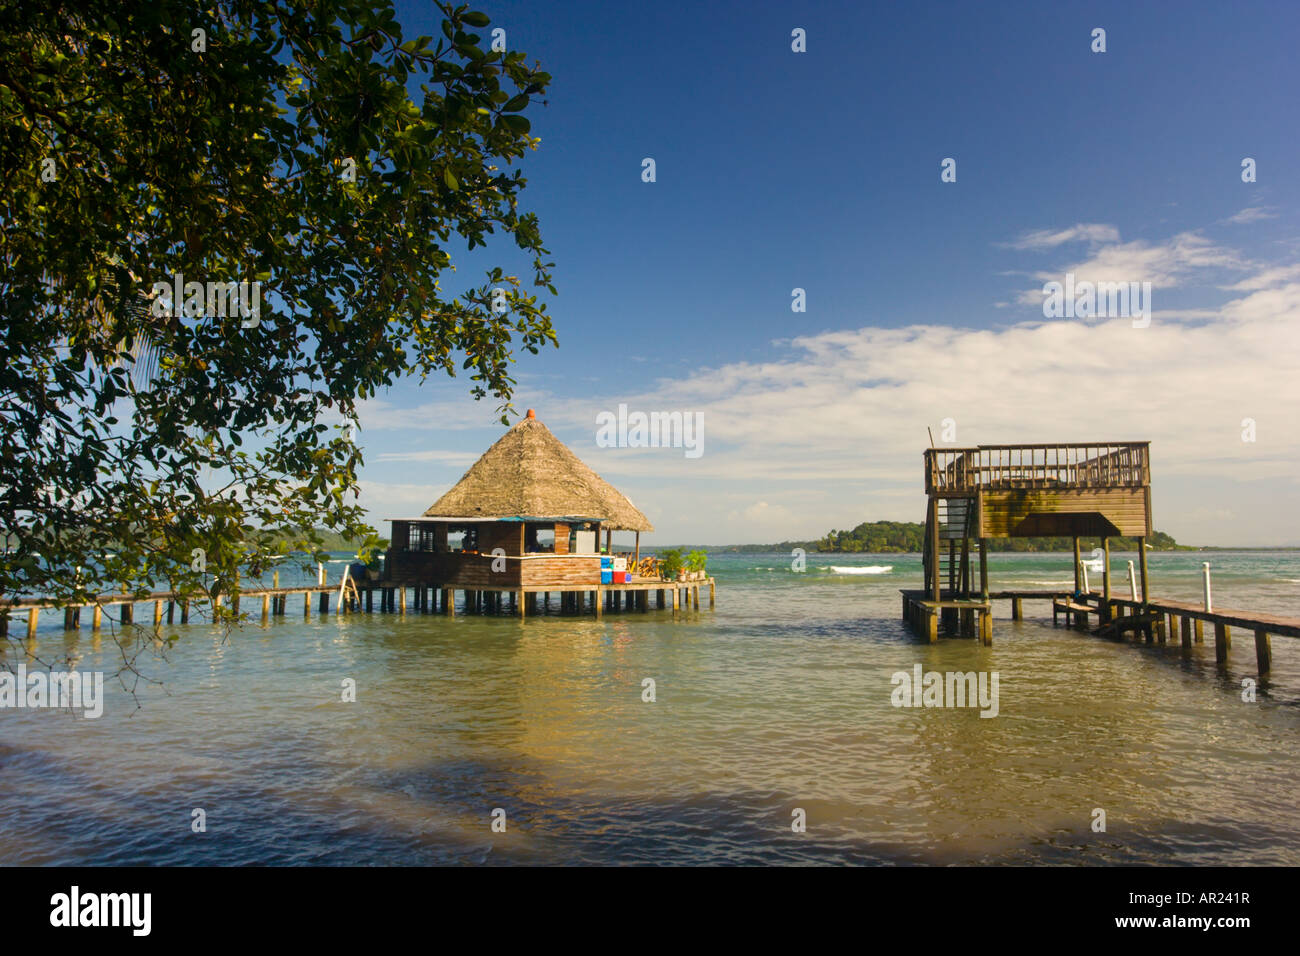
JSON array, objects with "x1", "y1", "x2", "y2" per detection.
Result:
[{"x1": 977, "y1": 487, "x2": 1151, "y2": 538}]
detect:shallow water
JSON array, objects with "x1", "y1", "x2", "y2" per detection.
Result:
[{"x1": 2, "y1": 551, "x2": 1298, "y2": 865}]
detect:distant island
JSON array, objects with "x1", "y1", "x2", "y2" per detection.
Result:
[{"x1": 658, "y1": 521, "x2": 1187, "y2": 554}]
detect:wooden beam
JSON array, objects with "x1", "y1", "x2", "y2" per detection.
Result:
[{"x1": 1072, "y1": 537, "x2": 1081, "y2": 591}]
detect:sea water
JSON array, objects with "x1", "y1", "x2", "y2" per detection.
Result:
[{"x1": 2, "y1": 550, "x2": 1298, "y2": 864}]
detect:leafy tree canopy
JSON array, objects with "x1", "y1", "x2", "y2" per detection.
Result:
[{"x1": 0, "y1": 0, "x2": 556, "y2": 637}]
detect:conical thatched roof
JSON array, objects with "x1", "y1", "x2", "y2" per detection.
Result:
[{"x1": 424, "y1": 412, "x2": 654, "y2": 532}]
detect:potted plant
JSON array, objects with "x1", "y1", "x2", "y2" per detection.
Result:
[
  {"x1": 686, "y1": 550, "x2": 708, "y2": 580},
  {"x1": 659, "y1": 549, "x2": 684, "y2": 582}
]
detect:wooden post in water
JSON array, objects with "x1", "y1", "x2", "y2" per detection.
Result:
[
  {"x1": 1214, "y1": 622, "x2": 1230, "y2": 663},
  {"x1": 180, "y1": 601, "x2": 189, "y2": 624},
  {"x1": 709, "y1": 578, "x2": 715, "y2": 608},
  {"x1": 27, "y1": 607, "x2": 38, "y2": 638},
  {"x1": 1137, "y1": 537, "x2": 1149, "y2": 602},
  {"x1": 399, "y1": 587, "x2": 406, "y2": 614},
  {"x1": 1101, "y1": 537, "x2": 1111, "y2": 601},
  {"x1": 93, "y1": 604, "x2": 103, "y2": 629},
  {"x1": 978, "y1": 539, "x2": 988, "y2": 599},
  {"x1": 153, "y1": 600, "x2": 163, "y2": 627},
  {"x1": 304, "y1": 592, "x2": 311, "y2": 617},
  {"x1": 261, "y1": 593, "x2": 270, "y2": 621},
  {"x1": 1072, "y1": 537, "x2": 1081, "y2": 591},
  {"x1": 1255, "y1": 629, "x2": 1271, "y2": 673}
]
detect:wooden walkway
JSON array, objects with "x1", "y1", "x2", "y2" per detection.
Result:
[
  {"x1": 902, "y1": 585, "x2": 1294, "y2": 674},
  {"x1": 0, "y1": 577, "x2": 716, "y2": 636}
]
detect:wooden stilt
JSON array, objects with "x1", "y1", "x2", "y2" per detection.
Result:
[
  {"x1": 1072, "y1": 537, "x2": 1081, "y2": 591},
  {"x1": 1138, "y1": 536, "x2": 1149, "y2": 602},
  {"x1": 28, "y1": 607, "x2": 38, "y2": 637},
  {"x1": 1011, "y1": 597, "x2": 1022, "y2": 621},
  {"x1": 978, "y1": 538, "x2": 988, "y2": 599},
  {"x1": 1255, "y1": 629, "x2": 1271, "y2": 673},
  {"x1": 1214, "y1": 622, "x2": 1230, "y2": 663},
  {"x1": 261, "y1": 593, "x2": 270, "y2": 621},
  {"x1": 93, "y1": 604, "x2": 103, "y2": 629}
]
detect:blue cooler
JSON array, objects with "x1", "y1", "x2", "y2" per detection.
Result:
[{"x1": 600, "y1": 569, "x2": 613, "y2": 584}]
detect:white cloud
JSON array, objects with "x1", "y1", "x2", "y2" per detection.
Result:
[
  {"x1": 1005, "y1": 223, "x2": 1120, "y2": 250},
  {"x1": 1224, "y1": 206, "x2": 1276, "y2": 224}
]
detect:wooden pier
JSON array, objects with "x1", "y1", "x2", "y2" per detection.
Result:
[
  {"x1": 900, "y1": 441, "x2": 1291, "y2": 674},
  {"x1": 900, "y1": 584, "x2": 1290, "y2": 675},
  {"x1": 0, "y1": 576, "x2": 716, "y2": 637}
]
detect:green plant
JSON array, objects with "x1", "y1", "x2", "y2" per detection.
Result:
[
  {"x1": 658, "y1": 549, "x2": 683, "y2": 580},
  {"x1": 686, "y1": 550, "x2": 708, "y2": 573}
]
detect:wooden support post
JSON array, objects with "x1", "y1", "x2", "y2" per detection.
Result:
[
  {"x1": 928, "y1": 500, "x2": 940, "y2": 602},
  {"x1": 1137, "y1": 537, "x2": 1149, "y2": 602},
  {"x1": 924, "y1": 607, "x2": 938, "y2": 643},
  {"x1": 634, "y1": 532, "x2": 640, "y2": 570},
  {"x1": 1101, "y1": 537, "x2": 1111, "y2": 601},
  {"x1": 152, "y1": 600, "x2": 162, "y2": 627},
  {"x1": 63, "y1": 607, "x2": 75, "y2": 630},
  {"x1": 1167, "y1": 614, "x2": 1179, "y2": 645},
  {"x1": 443, "y1": 589, "x2": 454, "y2": 616},
  {"x1": 1194, "y1": 618, "x2": 1203, "y2": 642},
  {"x1": 978, "y1": 538, "x2": 988, "y2": 599},
  {"x1": 947, "y1": 539, "x2": 956, "y2": 593},
  {"x1": 1214, "y1": 622, "x2": 1230, "y2": 663},
  {"x1": 121, "y1": 602, "x2": 133, "y2": 623},
  {"x1": 594, "y1": 589, "x2": 602, "y2": 618},
  {"x1": 27, "y1": 607, "x2": 38, "y2": 638},
  {"x1": 672, "y1": 587, "x2": 679, "y2": 611},
  {"x1": 1072, "y1": 537, "x2": 1081, "y2": 591},
  {"x1": 1255, "y1": 629, "x2": 1271, "y2": 673},
  {"x1": 262, "y1": 593, "x2": 270, "y2": 621},
  {"x1": 319, "y1": 592, "x2": 328, "y2": 613},
  {"x1": 709, "y1": 579, "x2": 715, "y2": 608},
  {"x1": 518, "y1": 590, "x2": 526, "y2": 618},
  {"x1": 93, "y1": 604, "x2": 103, "y2": 629},
  {"x1": 1180, "y1": 615, "x2": 1191, "y2": 648},
  {"x1": 167, "y1": 601, "x2": 175, "y2": 624},
  {"x1": 693, "y1": 585, "x2": 700, "y2": 610},
  {"x1": 399, "y1": 587, "x2": 406, "y2": 614},
  {"x1": 304, "y1": 592, "x2": 311, "y2": 616},
  {"x1": 1011, "y1": 597, "x2": 1022, "y2": 621}
]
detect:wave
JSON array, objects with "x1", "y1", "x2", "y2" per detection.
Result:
[{"x1": 829, "y1": 565, "x2": 893, "y2": 575}]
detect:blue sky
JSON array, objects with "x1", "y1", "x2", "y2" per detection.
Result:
[{"x1": 351, "y1": 0, "x2": 1300, "y2": 546}]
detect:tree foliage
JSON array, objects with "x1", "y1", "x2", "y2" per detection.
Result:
[{"x1": 0, "y1": 0, "x2": 555, "y2": 653}]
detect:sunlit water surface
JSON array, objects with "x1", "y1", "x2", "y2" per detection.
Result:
[{"x1": 2, "y1": 551, "x2": 1298, "y2": 865}]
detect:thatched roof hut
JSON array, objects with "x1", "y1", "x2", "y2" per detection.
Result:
[{"x1": 424, "y1": 410, "x2": 654, "y2": 532}]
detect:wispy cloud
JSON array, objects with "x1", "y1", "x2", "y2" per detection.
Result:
[
  {"x1": 1004, "y1": 223, "x2": 1120, "y2": 250},
  {"x1": 1224, "y1": 206, "x2": 1276, "y2": 225}
]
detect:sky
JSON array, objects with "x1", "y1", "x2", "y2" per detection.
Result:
[{"x1": 349, "y1": 0, "x2": 1300, "y2": 546}]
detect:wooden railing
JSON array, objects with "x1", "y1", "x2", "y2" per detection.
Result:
[{"x1": 925, "y1": 443, "x2": 1149, "y2": 494}]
